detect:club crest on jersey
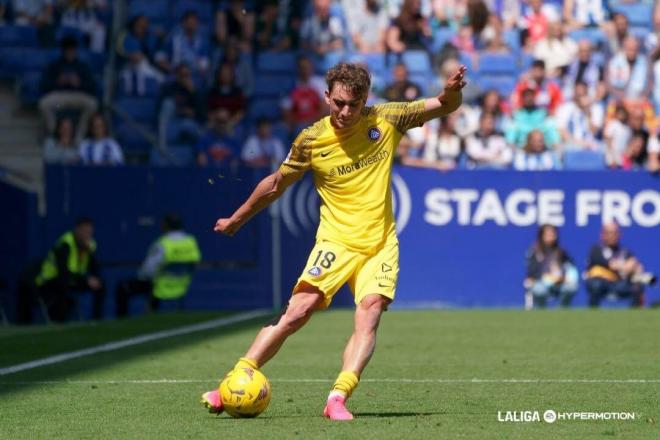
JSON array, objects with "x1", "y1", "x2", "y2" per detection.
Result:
[
  {"x1": 308, "y1": 266, "x2": 322, "y2": 277},
  {"x1": 367, "y1": 127, "x2": 382, "y2": 142}
]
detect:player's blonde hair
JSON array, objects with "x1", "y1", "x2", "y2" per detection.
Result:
[{"x1": 326, "y1": 63, "x2": 371, "y2": 101}]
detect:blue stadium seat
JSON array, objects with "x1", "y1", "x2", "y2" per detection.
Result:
[
  {"x1": 610, "y1": 2, "x2": 652, "y2": 28},
  {"x1": 115, "y1": 121, "x2": 154, "y2": 154},
  {"x1": 478, "y1": 75, "x2": 516, "y2": 97},
  {"x1": 253, "y1": 74, "x2": 295, "y2": 98},
  {"x1": 56, "y1": 26, "x2": 85, "y2": 45},
  {"x1": 0, "y1": 26, "x2": 38, "y2": 47},
  {"x1": 401, "y1": 50, "x2": 431, "y2": 74},
  {"x1": 477, "y1": 53, "x2": 518, "y2": 76},
  {"x1": 114, "y1": 96, "x2": 158, "y2": 125},
  {"x1": 150, "y1": 145, "x2": 195, "y2": 166},
  {"x1": 116, "y1": 76, "x2": 162, "y2": 98},
  {"x1": 430, "y1": 28, "x2": 455, "y2": 52},
  {"x1": 563, "y1": 149, "x2": 606, "y2": 170},
  {"x1": 172, "y1": 0, "x2": 214, "y2": 26},
  {"x1": 408, "y1": 73, "x2": 431, "y2": 96},
  {"x1": 248, "y1": 98, "x2": 282, "y2": 121},
  {"x1": 256, "y1": 51, "x2": 297, "y2": 74},
  {"x1": 128, "y1": 0, "x2": 171, "y2": 27},
  {"x1": 0, "y1": 47, "x2": 57, "y2": 77},
  {"x1": 502, "y1": 29, "x2": 521, "y2": 54},
  {"x1": 315, "y1": 51, "x2": 345, "y2": 73},
  {"x1": 568, "y1": 28, "x2": 606, "y2": 46},
  {"x1": 458, "y1": 51, "x2": 474, "y2": 72}
]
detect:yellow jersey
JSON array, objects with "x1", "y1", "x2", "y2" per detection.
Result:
[{"x1": 279, "y1": 100, "x2": 426, "y2": 254}]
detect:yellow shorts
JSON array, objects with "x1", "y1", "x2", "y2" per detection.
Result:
[{"x1": 293, "y1": 238, "x2": 399, "y2": 308}]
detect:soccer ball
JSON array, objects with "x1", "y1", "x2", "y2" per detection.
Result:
[{"x1": 219, "y1": 367, "x2": 271, "y2": 418}]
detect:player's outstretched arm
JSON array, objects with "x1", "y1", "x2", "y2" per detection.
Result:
[
  {"x1": 214, "y1": 170, "x2": 297, "y2": 236},
  {"x1": 421, "y1": 65, "x2": 467, "y2": 122}
]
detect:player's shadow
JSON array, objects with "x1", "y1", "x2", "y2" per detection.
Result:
[{"x1": 354, "y1": 411, "x2": 445, "y2": 418}]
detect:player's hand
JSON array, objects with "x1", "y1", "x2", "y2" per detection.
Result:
[
  {"x1": 445, "y1": 65, "x2": 467, "y2": 91},
  {"x1": 214, "y1": 218, "x2": 240, "y2": 236}
]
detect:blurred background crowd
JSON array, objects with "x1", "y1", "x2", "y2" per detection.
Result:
[{"x1": 0, "y1": 0, "x2": 659, "y2": 172}]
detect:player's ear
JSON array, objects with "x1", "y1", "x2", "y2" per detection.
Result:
[{"x1": 324, "y1": 90, "x2": 331, "y2": 105}]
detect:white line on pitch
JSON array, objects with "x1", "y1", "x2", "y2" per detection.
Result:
[
  {"x1": 0, "y1": 310, "x2": 270, "y2": 377},
  {"x1": 2, "y1": 378, "x2": 659, "y2": 385}
]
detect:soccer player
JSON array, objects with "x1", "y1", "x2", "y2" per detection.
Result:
[{"x1": 202, "y1": 62, "x2": 467, "y2": 420}]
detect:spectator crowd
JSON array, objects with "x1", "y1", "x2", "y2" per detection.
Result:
[{"x1": 0, "y1": 0, "x2": 659, "y2": 171}]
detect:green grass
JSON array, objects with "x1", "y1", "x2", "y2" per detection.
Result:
[{"x1": 1, "y1": 310, "x2": 659, "y2": 439}]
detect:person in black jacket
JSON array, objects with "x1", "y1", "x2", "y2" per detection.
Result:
[
  {"x1": 524, "y1": 224, "x2": 579, "y2": 309},
  {"x1": 38, "y1": 36, "x2": 98, "y2": 142}
]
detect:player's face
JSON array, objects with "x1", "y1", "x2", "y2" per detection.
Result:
[{"x1": 325, "y1": 83, "x2": 365, "y2": 129}]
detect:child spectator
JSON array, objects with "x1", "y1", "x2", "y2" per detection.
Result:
[{"x1": 79, "y1": 113, "x2": 124, "y2": 165}]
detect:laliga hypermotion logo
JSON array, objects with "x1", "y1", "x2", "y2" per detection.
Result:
[{"x1": 280, "y1": 173, "x2": 412, "y2": 236}]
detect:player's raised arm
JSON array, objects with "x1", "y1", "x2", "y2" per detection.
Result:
[{"x1": 420, "y1": 65, "x2": 467, "y2": 122}]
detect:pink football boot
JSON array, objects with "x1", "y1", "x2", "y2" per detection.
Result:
[
  {"x1": 200, "y1": 389, "x2": 223, "y2": 415},
  {"x1": 323, "y1": 395, "x2": 354, "y2": 421}
]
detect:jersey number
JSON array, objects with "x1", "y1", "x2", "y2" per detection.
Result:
[{"x1": 313, "y1": 251, "x2": 336, "y2": 269}]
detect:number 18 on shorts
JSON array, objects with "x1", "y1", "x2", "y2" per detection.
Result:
[{"x1": 295, "y1": 239, "x2": 399, "y2": 308}]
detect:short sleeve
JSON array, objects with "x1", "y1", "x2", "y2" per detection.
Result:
[
  {"x1": 372, "y1": 100, "x2": 426, "y2": 133},
  {"x1": 279, "y1": 126, "x2": 315, "y2": 178}
]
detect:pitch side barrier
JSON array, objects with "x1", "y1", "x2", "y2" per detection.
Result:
[{"x1": 41, "y1": 166, "x2": 659, "y2": 311}]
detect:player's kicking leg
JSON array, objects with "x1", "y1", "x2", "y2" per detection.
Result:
[
  {"x1": 324, "y1": 293, "x2": 390, "y2": 420},
  {"x1": 201, "y1": 286, "x2": 323, "y2": 414}
]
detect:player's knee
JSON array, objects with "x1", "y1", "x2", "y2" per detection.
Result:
[
  {"x1": 281, "y1": 297, "x2": 319, "y2": 332},
  {"x1": 357, "y1": 295, "x2": 389, "y2": 329}
]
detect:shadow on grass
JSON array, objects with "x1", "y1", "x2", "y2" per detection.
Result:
[{"x1": 0, "y1": 312, "x2": 274, "y2": 398}]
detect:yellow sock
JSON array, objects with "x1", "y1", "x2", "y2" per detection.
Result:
[
  {"x1": 234, "y1": 357, "x2": 259, "y2": 371},
  {"x1": 330, "y1": 371, "x2": 360, "y2": 399}
]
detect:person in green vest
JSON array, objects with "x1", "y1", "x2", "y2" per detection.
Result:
[
  {"x1": 17, "y1": 217, "x2": 105, "y2": 323},
  {"x1": 115, "y1": 213, "x2": 201, "y2": 317}
]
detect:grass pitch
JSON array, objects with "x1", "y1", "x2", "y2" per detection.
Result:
[{"x1": 1, "y1": 309, "x2": 658, "y2": 439}]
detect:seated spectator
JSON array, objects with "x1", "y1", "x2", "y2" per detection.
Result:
[
  {"x1": 117, "y1": 15, "x2": 164, "y2": 97},
  {"x1": 603, "y1": 104, "x2": 631, "y2": 167},
  {"x1": 650, "y1": 45, "x2": 660, "y2": 114},
  {"x1": 646, "y1": 133, "x2": 660, "y2": 173},
  {"x1": 519, "y1": 0, "x2": 560, "y2": 50},
  {"x1": 12, "y1": 0, "x2": 55, "y2": 45},
  {"x1": 156, "y1": 10, "x2": 209, "y2": 76},
  {"x1": 533, "y1": 20, "x2": 578, "y2": 78},
  {"x1": 382, "y1": 62, "x2": 423, "y2": 102},
  {"x1": 585, "y1": 222, "x2": 647, "y2": 307},
  {"x1": 38, "y1": 36, "x2": 98, "y2": 142},
  {"x1": 300, "y1": 0, "x2": 345, "y2": 55},
  {"x1": 253, "y1": 0, "x2": 293, "y2": 51},
  {"x1": 475, "y1": 89, "x2": 510, "y2": 131},
  {"x1": 281, "y1": 56, "x2": 326, "y2": 134},
  {"x1": 512, "y1": 129, "x2": 561, "y2": 170},
  {"x1": 605, "y1": 12, "x2": 629, "y2": 56},
  {"x1": 431, "y1": 0, "x2": 467, "y2": 30},
  {"x1": 218, "y1": 41, "x2": 254, "y2": 97},
  {"x1": 79, "y1": 113, "x2": 124, "y2": 165},
  {"x1": 44, "y1": 117, "x2": 80, "y2": 164},
  {"x1": 215, "y1": 0, "x2": 255, "y2": 53},
  {"x1": 422, "y1": 115, "x2": 462, "y2": 170},
  {"x1": 621, "y1": 132, "x2": 649, "y2": 170},
  {"x1": 645, "y1": 3, "x2": 660, "y2": 53},
  {"x1": 562, "y1": 0, "x2": 608, "y2": 31},
  {"x1": 241, "y1": 118, "x2": 286, "y2": 167},
  {"x1": 386, "y1": 0, "x2": 432, "y2": 53},
  {"x1": 465, "y1": 112, "x2": 512, "y2": 169},
  {"x1": 607, "y1": 36, "x2": 648, "y2": 102},
  {"x1": 562, "y1": 39, "x2": 606, "y2": 102},
  {"x1": 524, "y1": 224, "x2": 578, "y2": 309},
  {"x1": 511, "y1": 59, "x2": 563, "y2": 114},
  {"x1": 196, "y1": 109, "x2": 240, "y2": 167},
  {"x1": 158, "y1": 63, "x2": 204, "y2": 149},
  {"x1": 206, "y1": 61, "x2": 247, "y2": 128},
  {"x1": 59, "y1": 0, "x2": 107, "y2": 53},
  {"x1": 506, "y1": 87, "x2": 560, "y2": 148},
  {"x1": 347, "y1": 0, "x2": 388, "y2": 53},
  {"x1": 555, "y1": 81, "x2": 604, "y2": 151}
]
